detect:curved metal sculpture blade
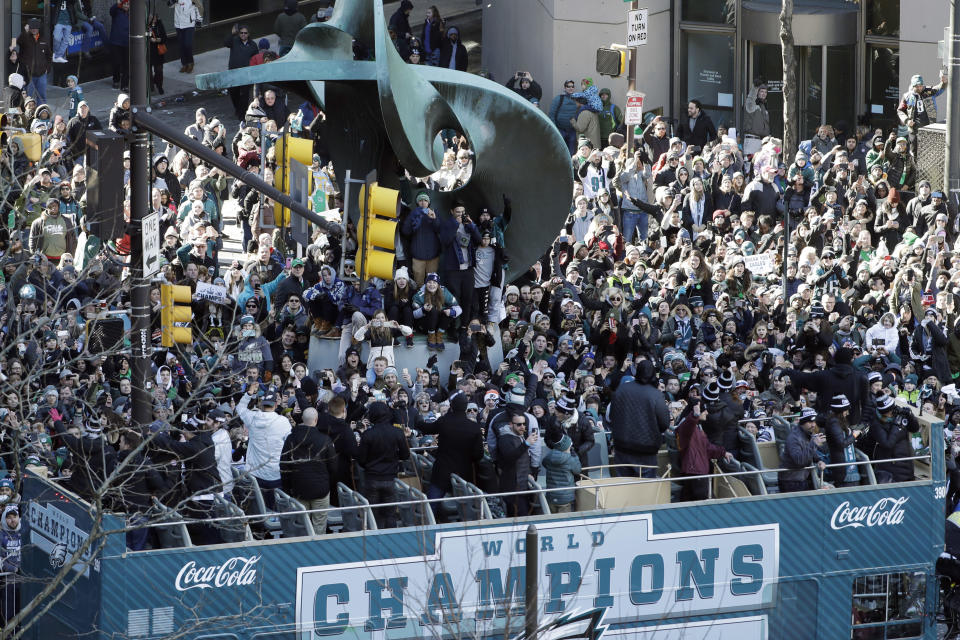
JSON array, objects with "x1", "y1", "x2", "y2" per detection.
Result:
[{"x1": 196, "y1": 0, "x2": 572, "y2": 280}]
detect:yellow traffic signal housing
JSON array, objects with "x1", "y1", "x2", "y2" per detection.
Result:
[
  {"x1": 160, "y1": 284, "x2": 193, "y2": 347},
  {"x1": 274, "y1": 134, "x2": 314, "y2": 228},
  {"x1": 356, "y1": 182, "x2": 400, "y2": 280}
]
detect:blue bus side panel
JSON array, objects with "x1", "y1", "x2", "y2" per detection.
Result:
[
  {"x1": 85, "y1": 482, "x2": 938, "y2": 640},
  {"x1": 20, "y1": 476, "x2": 124, "y2": 639}
]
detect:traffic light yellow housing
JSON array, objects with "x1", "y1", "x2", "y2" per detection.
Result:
[
  {"x1": 356, "y1": 182, "x2": 400, "y2": 280},
  {"x1": 160, "y1": 284, "x2": 193, "y2": 347},
  {"x1": 274, "y1": 134, "x2": 313, "y2": 228}
]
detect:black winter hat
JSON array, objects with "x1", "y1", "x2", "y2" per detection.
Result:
[{"x1": 367, "y1": 401, "x2": 393, "y2": 424}]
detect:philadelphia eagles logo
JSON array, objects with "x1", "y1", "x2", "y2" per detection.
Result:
[
  {"x1": 511, "y1": 608, "x2": 607, "y2": 640},
  {"x1": 49, "y1": 542, "x2": 68, "y2": 569}
]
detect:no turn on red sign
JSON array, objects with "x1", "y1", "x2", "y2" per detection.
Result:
[{"x1": 627, "y1": 8, "x2": 648, "y2": 47}]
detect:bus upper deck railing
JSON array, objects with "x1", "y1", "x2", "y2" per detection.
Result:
[{"x1": 84, "y1": 451, "x2": 934, "y2": 541}]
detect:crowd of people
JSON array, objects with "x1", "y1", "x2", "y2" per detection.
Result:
[{"x1": 0, "y1": 0, "x2": 955, "y2": 582}]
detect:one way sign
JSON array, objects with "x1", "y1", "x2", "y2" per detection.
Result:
[{"x1": 627, "y1": 8, "x2": 648, "y2": 47}]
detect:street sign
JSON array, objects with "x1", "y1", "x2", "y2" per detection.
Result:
[
  {"x1": 624, "y1": 93, "x2": 645, "y2": 125},
  {"x1": 627, "y1": 8, "x2": 648, "y2": 47},
  {"x1": 142, "y1": 211, "x2": 160, "y2": 276}
]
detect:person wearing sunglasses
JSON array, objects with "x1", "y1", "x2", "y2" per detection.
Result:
[
  {"x1": 225, "y1": 22, "x2": 259, "y2": 122},
  {"x1": 548, "y1": 80, "x2": 581, "y2": 154},
  {"x1": 497, "y1": 412, "x2": 538, "y2": 517}
]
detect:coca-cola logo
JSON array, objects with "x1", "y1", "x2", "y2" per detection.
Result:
[
  {"x1": 830, "y1": 497, "x2": 908, "y2": 530},
  {"x1": 175, "y1": 556, "x2": 261, "y2": 591}
]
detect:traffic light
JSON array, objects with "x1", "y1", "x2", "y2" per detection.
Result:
[
  {"x1": 274, "y1": 134, "x2": 313, "y2": 228},
  {"x1": 596, "y1": 46, "x2": 628, "y2": 77},
  {"x1": 356, "y1": 179, "x2": 400, "y2": 281},
  {"x1": 160, "y1": 284, "x2": 193, "y2": 347}
]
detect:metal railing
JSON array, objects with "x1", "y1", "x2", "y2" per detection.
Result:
[{"x1": 115, "y1": 452, "x2": 932, "y2": 536}]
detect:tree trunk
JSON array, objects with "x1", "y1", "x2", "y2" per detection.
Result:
[{"x1": 779, "y1": 0, "x2": 797, "y2": 157}]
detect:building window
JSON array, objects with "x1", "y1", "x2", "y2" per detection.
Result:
[
  {"x1": 866, "y1": 0, "x2": 900, "y2": 38},
  {"x1": 825, "y1": 45, "x2": 856, "y2": 132},
  {"x1": 681, "y1": 0, "x2": 736, "y2": 24},
  {"x1": 851, "y1": 571, "x2": 925, "y2": 639},
  {"x1": 684, "y1": 32, "x2": 735, "y2": 126},
  {"x1": 867, "y1": 44, "x2": 900, "y2": 132}
]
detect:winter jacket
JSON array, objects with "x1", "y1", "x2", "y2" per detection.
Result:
[
  {"x1": 237, "y1": 393, "x2": 292, "y2": 481},
  {"x1": 438, "y1": 217, "x2": 481, "y2": 271},
  {"x1": 53, "y1": 420, "x2": 116, "y2": 500},
  {"x1": 608, "y1": 376, "x2": 670, "y2": 455},
  {"x1": 170, "y1": 0, "x2": 201, "y2": 30},
  {"x1": 702, "y1": 399, "x2": 739, "y2": 453},
  {"x1": 358, "y1": 421, "x2": 410, "y2": 481},
  {"x1": 317, "y1": 413, "x2": 359, "y2": 491},
  {"x1": 742, "y1": 86, "x2": 770, "y2": 138},
  {"x1": 544, "y1": 409, "x2": 596, "y2": 468},
  {"x1": 420, "y1": 408, "x2": 484, "y2": 494},
  {"x1": 779, "y1": 425, "x2": 817, "y2": 485},
  {"x1": 280, "y1": 423, "x2": 336, "y2": 500},
  {"x1": 303, "y1": 266, "x2": 351, "y2": 308},
  {"x1": 401, "y1": 207, "x2": 442, "y2": 260},
  {"x1": 823, "y1": 415, "x2": 858, "y2": 485},
  {"x1": 108, "y1": 4, "x2": 130, "y2": 46},
  {"x1": 675, "y1": 412, "x2": 727, "y2": 476},
  {"x1": 224, "y1": 33, "x2": 259, "y2": 69},
  {"x1": 678, "y1": 111, "x2": 717, "y2": 149},
  {"x1": 542, "y1": 445, "x2": 582, "y2": 506},
  {"x1": 17, "y1": 28, "x2": 52, "y2": 78},
  {"x1": 863, "y1": 314, "x2": 900, "y2": 354},
  {"x1": 784, "y1": 364, "x2": 868, "y2": 425},
  {"x1": 883, "y1": 138, "x2": 916, "y2": 188},
  {"x1": 274, "y1": 0, "x2": 306, "y2": 49},
  {"x1": 497, "y1": 428, "x2": 531, "y2": 493},
  {"x1": 154, "y1": 430, "x2": 221, "y2": 497},
  {"x1": 872, "y1": 409, "x2": 917, "y2": 482},
  {"x1": 549, "y1": 92, "x2": 579, "y2": 132},
  {"x1": 911, "y1": 320, "x2": 951, "y2": 385},
  {"x1": 439, "y1": 27, "x2": 468, "y2": 71},
  {"x1": 412, "y1": 286, "x2": 461, "y2": 319}
]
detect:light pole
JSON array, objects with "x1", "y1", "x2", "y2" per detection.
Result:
[{"x1": 129, "y1": 0, "x2": 153, "y2": 428}]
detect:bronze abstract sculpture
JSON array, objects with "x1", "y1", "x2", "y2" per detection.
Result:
[{"x1": 196, "y1": 0, "x2": 573, "y2": 280}]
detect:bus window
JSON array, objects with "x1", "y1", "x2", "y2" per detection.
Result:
[{"x1": 851, "y1": 572, "x2": 925, "y2": 639}]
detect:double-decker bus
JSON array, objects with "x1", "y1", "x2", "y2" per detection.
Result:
[{"x1": 20, "y1": 407, "x2": 947, "y2": 640}]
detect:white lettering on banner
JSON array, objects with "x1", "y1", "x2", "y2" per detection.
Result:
[
  {"x1": 28, "y1": 501, "x2": 96, "y2": 577},
  {"x1": 295, "y1": 513, "x2": 779, "y2": 640},
  {"x1": 175, "y1": 556, "x2": 260, "y2": 591},
  {"x1": 626, "y1": 9, "x2": 648, "y2": 47},
  {"x1": 194, "y1": 281, "x2": 227, "y2": 303},
  {"x1": 743, "y1": 253, "x2": 775, "y2": 275},
  {"x1": 830, "y1": 497, "x2": 908, "y2": 530}
]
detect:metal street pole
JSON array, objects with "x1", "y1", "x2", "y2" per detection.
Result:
[
  {"x1": 130, "y1": 0, "x2": 153, "y2": 428},
  {"x1": 945, "y1": 9, "x2": 960, "y2": 204},
  {"x1": 628, "y1": 0, "x2": 639, "y2": 154},
  {"x1": 525, "y1": 524, "x2": 538, "y2": 640}
]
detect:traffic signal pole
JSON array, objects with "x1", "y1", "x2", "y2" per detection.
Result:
[{"x1": 129, "y1": 0, "x2": 154, "y2": 429}]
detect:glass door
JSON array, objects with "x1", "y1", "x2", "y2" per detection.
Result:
[
  {"x1": 750, "y1": 43, "x2": 784, "y2": 139},
  {"x1": 799, "y1": 46, "x2": 823, "y2": 141}
]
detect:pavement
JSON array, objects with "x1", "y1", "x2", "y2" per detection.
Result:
[{"x1": 44, "y1": 0, "x2": 483, "y2": 125}]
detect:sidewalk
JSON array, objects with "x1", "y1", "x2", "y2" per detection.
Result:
[{"x1": 45, "y1": 0, "x2": 482, "y2": 124}]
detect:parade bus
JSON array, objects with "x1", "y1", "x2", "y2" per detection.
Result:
[{"x1": 20, "y1": 407, "x2": 948, "y2": 640}]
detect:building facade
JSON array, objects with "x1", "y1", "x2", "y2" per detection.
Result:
[{"x1": 482, "y1": 0, "x2": 948, "y2": 143}]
